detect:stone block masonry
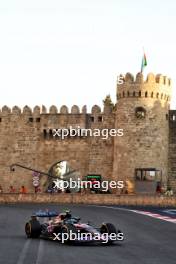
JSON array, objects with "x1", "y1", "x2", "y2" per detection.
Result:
[{"x1": 0, "y1": 72, "x2": 176, "y2": 194}]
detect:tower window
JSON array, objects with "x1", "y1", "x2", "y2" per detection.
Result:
[
  {"x1": 156, "y1": 93, "x2": 159, "y2": 99},
  {"x1": 98, "y1": 116, "x2": 103, "y2": 122},
  {"x1": 139, "y1": 91, "x2": 141, "y2": 97},
  {"x1": 49, "y1": 129, "x2": 53, "y2": 138},
  {"x1": 43, "y1": 129, "x2": 47, "y2": 139},
  {"x1": 145, "y1": 91, "x2": 148, "y2": 97},
  {"x1": 90, "y1": 116, "x2": 94, "y2": 122},
  {"x1": 151, "y1": 92, "x2": 153, "y2": 98},
  {"x1": 133, "y1": 91, "x2": 135, "y2": 97},
  {"x1": 135, "y1": 107, "x2": 146, "y2": 119},
  {"x1": 36, "y1": 118, "x2": 41, "y2": 122},
  {"x1": 29, "y1": 117, "x2": 33, "y2": 122}
]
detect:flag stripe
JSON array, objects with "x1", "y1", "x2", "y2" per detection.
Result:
[{"x1": 141, "y1": 52, "x2": 147, "y2": 72}]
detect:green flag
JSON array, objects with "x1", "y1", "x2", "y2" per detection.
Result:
[{"x1": 141, "y1": 52, "x2": 147, "y2": 72}]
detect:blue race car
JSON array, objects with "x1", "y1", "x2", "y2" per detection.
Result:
[{"x1": 25, "y1": 209, "x2": 123, "y2": 244}]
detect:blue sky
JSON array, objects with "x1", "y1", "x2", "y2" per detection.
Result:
[{"x1": 0, "y1": 0, "x2": 176, "y2": 110}]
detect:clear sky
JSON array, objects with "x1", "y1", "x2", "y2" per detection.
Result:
[{"x1": 0, "y1": 0, "x2": 176, "y2": 111}]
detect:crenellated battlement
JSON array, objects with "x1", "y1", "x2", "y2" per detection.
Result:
[
  {"x1": 117, "y1": 72, "x2": 172, "y2": 102},
  {"x1": 120, "y1": 72, "x2": 171, "y2": 85},
  {"x1": 0, "y1": 104, "x2": 114, "y2": 117}
]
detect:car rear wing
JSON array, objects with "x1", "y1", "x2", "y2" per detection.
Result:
[{"x1": 32, "y1": 210, "x2": 59, "y2": 218}]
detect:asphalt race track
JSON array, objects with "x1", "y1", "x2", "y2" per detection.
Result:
[{"x1": 0, "y1": 204, "x2": 175, "y2": 264}]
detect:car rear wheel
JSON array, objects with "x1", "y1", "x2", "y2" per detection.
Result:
[{"x1": 25, "y1": 219, "x2": 41, "y2": 238}]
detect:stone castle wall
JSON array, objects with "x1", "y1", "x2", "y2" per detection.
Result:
[
  {"x1": 168, "y1": 110, "x2": 176, "y2": 191},
  {"x1": 0, "y1": 71, "x2": 176, "y2": 194},
  {"x1": 0, "y1": 104, "x2": 115, "y2": 192}
]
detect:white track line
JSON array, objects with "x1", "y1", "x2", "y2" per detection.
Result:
[
  {"x1": 16, "y1": 238, "x2": 45, "y2": 264},
  {"x1": 131, "y1": 210, "x2": 176, "y2": 224},
  {"x1": 35, "y1": 240, "x2": 44, "y2": 264},
  {"x1": 16, "y1": 239, "x2": 31, "y2": 264},
  {"x1": 87, "y1": 205, "x2": 176, "y2": 224},
  {"x1": 87, "y1": 205, "x2": 128, "y2": 211}
]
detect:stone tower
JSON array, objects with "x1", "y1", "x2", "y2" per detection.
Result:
[{"x1": 113, "y1": 72, "x2": 172, "y2": 192}]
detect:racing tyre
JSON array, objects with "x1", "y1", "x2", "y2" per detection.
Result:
[
  {"x1": 25, "y1": 219, "x2": 41, "y2": 238},
  {"x1": 61, "y1": 223, "x2": 77, "y2": 244},
  {"x1": 100, "y1": 222, "x2": 117, "y2": 244}
]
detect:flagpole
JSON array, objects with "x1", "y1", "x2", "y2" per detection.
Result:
[
  {"x1": 141, "y1": 49, "x2": 143, "y2": 73},
  {"x1": 141, "y1": 47, "x2": 143, "y2": 73}
]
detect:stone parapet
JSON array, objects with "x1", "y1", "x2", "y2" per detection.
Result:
[{"x1": 0, "y1": 194, "x2": 176, "y2": 206}]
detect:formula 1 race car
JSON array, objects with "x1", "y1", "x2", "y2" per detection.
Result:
[{"x1": 25, "y1": 209, "x2": 123, "y2": 244}]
